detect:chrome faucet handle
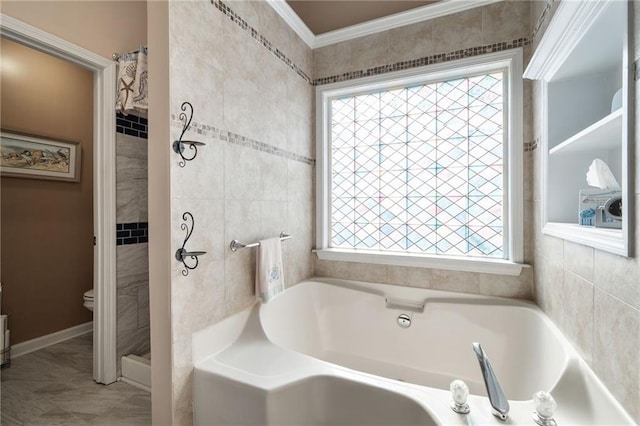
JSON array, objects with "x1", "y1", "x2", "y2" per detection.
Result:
[
  {"x1": 472, "y1": 342, "x2": 510, "y2": 421},
  {"x1": 450, "y1": 379, "x2": 470, "y2": 414},
  {"x1": 533, "y1": 391, "x2": 557, "y2": 426}
]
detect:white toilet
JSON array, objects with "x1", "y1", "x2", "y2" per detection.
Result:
[{"x1": 83, "y1": 289, "x2": 94, "y2": 312}]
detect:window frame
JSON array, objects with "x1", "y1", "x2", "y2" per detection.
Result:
[{"x1": 315, "y1": 49, "x2": 526, "y2": 276}]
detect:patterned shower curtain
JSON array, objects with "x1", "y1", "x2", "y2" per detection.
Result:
[{"x1": 115, "y1": 46, "x2": 148, "y2": 115}]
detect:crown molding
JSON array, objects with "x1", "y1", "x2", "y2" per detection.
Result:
[
  {"x1": 265, "y1": 0, "x2": 315, "y2": 47},
  {"x1": 267, "y1": 0, "x2": 502, "y2": 49},
  {"x1": 523, "y1": 0, "x2": 611, "y2": 81}
]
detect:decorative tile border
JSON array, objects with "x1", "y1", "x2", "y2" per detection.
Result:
[
  {"x1": 170, "y1": 116, "x2": 315, "y2": 166},
  {"x1": 117, "y1": 222, "x2": 149, "y2": 245},
  {"x1": 211, "y1": 0, "x2": 313, "y2": 85},
  {"x1": 532, "y1": 0, "x2": 558, "y2": 41},
  {"x1": 117, "y1": 112, "x2": 148, "y2": 139},
  {"x1": 209, "y1": 0, "x2": 549, "y2": 154},
  {"x1": 313, "y1": 38, "x2": 530, "y2": 86},
  {"x1": 524, "y1": 138, "x2": 539, "y2": 153}
]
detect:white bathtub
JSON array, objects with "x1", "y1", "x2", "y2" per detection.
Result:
[{"x1": 193, "y1": 278, "x2": 634, "y2": 425}]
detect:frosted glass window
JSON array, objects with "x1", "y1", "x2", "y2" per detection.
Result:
[{"x1": 329, "y1": 73, "x2": 505, "y2": 258}]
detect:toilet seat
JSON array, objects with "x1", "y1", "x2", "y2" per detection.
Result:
[{"x1": 83, "y1": 289, "x2": 94, "y2": 312}]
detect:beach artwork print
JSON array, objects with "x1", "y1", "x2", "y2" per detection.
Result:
[{"x1": 0, "y1": 131, "x2": 81, "y2": 182}]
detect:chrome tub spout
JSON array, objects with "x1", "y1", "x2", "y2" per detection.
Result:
[{"x1": 472, "y1": 342, "x2": 510, "y2": 421}]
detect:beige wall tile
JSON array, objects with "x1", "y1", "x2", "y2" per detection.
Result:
[
  {"x1": 348, "y1": 32, "x2": 390, "y2": 72},
  {"x1": 170, "y1": 0, "x2": 223, "y2": 71},
  {"x1": 224, "y1": 143, "x2": 262, "y2": 200},
  {"x1": 634, "y1": 0, "x2": 640, "y2": 61},
  {"x1": 479, "y1": 268, "x2": 532, "y2": 299},
  {"x1": 535, "y1": 233, "x2": 564, "y2": 267},
  {"x1": 260, "y1": 200, "x2": 288, "y2": 237},
  {"x1": 431, "y1": 8, "x2": 483, "y2": 54},
  {"x1": 261, "y1": 155, "x2": 289, "y2": 201},
  {"x1": 346, "y1": 261, "x2": 389, "y2": 283},
  {"x1": 560, "y1": 271, "x2": 594, "y2": 364},
  {"x1": 523, "y1": 199, "x2": 534, "y2": 263},
  {"x1": 593, "y1": 249, "x2": 640, "y2": 310},
  {"x1": 533, "y1": 255, "x2": 564, "y2": 323},
  {"x1": 224, "y1": 249, "x2": 257, "y2": 315},
  {"x1": 287, "y1": 160, "x2": 314, "y2": 201},
  {"x1": 387, "y1": 20, "x2": 433, "y2": 65},
  {"x1": 386, "y1": 266, "x2": 431, "y2": 288},
  {"x1": 169, "y1": 48, "x2": 224, "y2": 130},
  {"x1": 593, "y1": 289, "x2": 640, "y2": 423},
  {"x1": 426, "y1": 269, "x2": 480, "y2": 294},
  {"x1": 171, "y1": 258, "x2": 226, "y2": 337},
  {"x1": 481, "y1": 0, "x2": 530, "y2": 45},
  {"x1": 313, "y1": 258, "x2": 351, "y2": 278},
  {"x1": 224, "y1": 199, "x2": 262, "y2": 247},
  {"x1": 563, "y1": 240, "x2": 595, "y2": 282},
  {"x1": 313, "y1": 42, "x2": 353, "y2": 79},
  {"x1": 636, "y1": 84, "x2": 640, "y2": 192}
]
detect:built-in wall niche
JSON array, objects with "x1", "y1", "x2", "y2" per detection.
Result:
[{"x1": 525, "y1": 0, "x2": 633, "y2": 256}]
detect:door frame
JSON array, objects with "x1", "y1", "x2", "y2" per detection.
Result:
[{"x1": 1, "y1": 14, "x2": 118, "y2": 384}]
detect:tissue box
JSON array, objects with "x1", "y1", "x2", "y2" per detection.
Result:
[{"x1": 578, "y1": 189, "x2": 622, "y2": 226}]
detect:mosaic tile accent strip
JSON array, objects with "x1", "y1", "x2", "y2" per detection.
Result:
[
  {"x1": 117, "y1": 222, "x2": 149, "y2": 245},
  {"x1": 170, "y1": 116, "x2": 315, "y2": 166},
  {"x1": 211, "y1": 0, "x2": 313, "y2": 85},
  {"x1": 209, "y1": 0, "x2": 539, "y2": 155},
  {"x1": 532, "y1": 0, "x2": 558, "y2": 41},
  {"x1": 117, "y1": 112, "x2": 148, "y2": 139},
  {"x1": 313, "y1": 38, "x2": 531, "y2": 86},
  {"x1": 524, "y1": 138, "x2": 539, "y2": 152}
]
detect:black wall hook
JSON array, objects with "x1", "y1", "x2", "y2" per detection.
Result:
[
  {"x1": 175, "y1": 212, "x2": 206, "y2": 276},
  {"x1": 172, "y1": 101, "x2": 205, "y2": 167}
]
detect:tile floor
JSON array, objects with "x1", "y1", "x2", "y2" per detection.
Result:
[{"x1": 0, "y1": 332, "x2": 151, "y2": 425}]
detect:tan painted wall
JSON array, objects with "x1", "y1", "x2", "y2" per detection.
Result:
[
  {"x1": 0, "y1": 1, "x2": 147, "y2": 60},
  {"x1": 0, "y1": 38, "x2": 93, "y2": 343}
]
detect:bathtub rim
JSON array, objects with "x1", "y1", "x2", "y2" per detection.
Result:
[
  {"x1": 193, "y1": 277, "x2": 637, "y2": 425},
  {"x1": 259, "y1": 277, "x2": 572, "y2": 400}
]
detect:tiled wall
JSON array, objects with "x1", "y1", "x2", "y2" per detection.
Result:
[
  {"x1": 167, "y1": 1, "x2": 314, "y2": 423},
  {"x1": 117, "y1": 222, "x2": 149, "y2": 245},
  {"x1": 161, "y1": 0, "x2": 638, "y2": 423},
  {"x1": 313, "y1": 0, "x2": 535, "y2": 299},
  {"x1": 530, "y1": 1, "x2": 640, "y2": 422},
  {"x1": 117, "y1": 112, "x2": 148, "y2": 139},
  {"x1": 116, "y1": 130, "x2": 150, "y2": 365}
]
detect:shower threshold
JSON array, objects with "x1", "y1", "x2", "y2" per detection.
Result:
[{"x1": 120, "y1": 353, "x2": 150, "y2": 392}]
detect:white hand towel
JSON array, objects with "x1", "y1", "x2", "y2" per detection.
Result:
[{"x1": 255, "y1": 237, "x2": 285, "y2": 303}]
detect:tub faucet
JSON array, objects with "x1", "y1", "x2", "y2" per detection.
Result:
[{"x1": 472, "y1": 342, "x2": 509, "y2": 421}]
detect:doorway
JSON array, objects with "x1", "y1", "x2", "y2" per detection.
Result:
[{"x1": 1, "y1": 14, "x2": 118, "y2": 384}]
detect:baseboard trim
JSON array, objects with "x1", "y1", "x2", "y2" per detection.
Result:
[{"x1": 11, "y1": 321, "x2": 93, "y2": 358}]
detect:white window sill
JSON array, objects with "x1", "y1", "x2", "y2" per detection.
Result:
[{"x1": 313, "y1": 248, "x2": 529, "y2": 276}]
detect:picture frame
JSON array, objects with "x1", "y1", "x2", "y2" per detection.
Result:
[{"x1": 0, "y1": 130, "x2": 81, "y2": 182}]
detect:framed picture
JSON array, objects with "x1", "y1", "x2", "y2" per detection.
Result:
[{"x1": 0, "y1": 130, "x2": 81, "y2": 182}]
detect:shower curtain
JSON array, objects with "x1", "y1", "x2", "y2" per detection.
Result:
[{"x1": 115, "y1": 45, "x2": 148, "y2": 115}]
